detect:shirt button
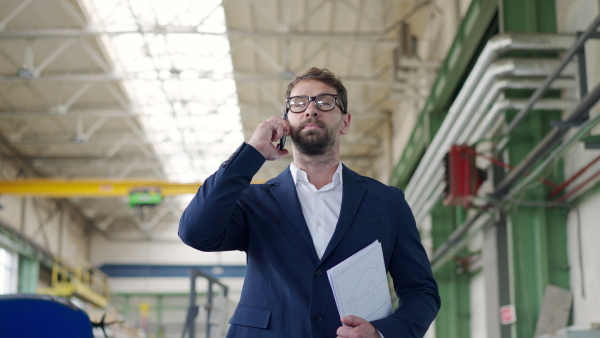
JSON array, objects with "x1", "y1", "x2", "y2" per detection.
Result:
[
  {"x1": 313, "y1": 314, "x2": 322, "y2": 322},
  {"x1": 316, "y1": 221, "x2": 321, "y2": 226},
  {"x1": 314, "y1": 269, "x2": 323, "y2": 277}
]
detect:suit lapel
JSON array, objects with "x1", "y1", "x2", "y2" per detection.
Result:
[
  {"x1": 320, "y1": 166, "x2": 366, "y2": 263},
  {"x1": 270, "y1": 168, "x2": 319, "y2": 262}
]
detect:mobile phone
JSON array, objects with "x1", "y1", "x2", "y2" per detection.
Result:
[{"x1": 278, "y1": 110, "x2": 288, "y2": 150}]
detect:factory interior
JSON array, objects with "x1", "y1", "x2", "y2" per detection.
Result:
[{"x1": 0, "y1": 0, "x2": 599, "y2": 337}]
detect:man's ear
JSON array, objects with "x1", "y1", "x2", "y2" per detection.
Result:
[{"x1": 340, "y1": 113, "x2": 351, "y2": 135}]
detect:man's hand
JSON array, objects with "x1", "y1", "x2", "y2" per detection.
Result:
[
  {"x1": 336, "y1": 316, "x2": 381, "y2": 338},
  {"x1": 247, "y1": 116, "x2": 290, "y2": 160}
]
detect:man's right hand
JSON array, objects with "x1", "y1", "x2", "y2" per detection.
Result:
[{"x1": 247, "y1": 116, "x2": 290, "y2": 160}]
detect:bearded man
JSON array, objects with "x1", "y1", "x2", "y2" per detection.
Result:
[{"x1": 179, "y1": 67, "x2": 440, "y2": 338}]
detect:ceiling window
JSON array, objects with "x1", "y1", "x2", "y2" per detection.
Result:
[{"x1": 88, "y1": 0, "x2": 243, "y2": 183}]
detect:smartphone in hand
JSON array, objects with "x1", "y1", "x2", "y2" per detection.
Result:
[{"x1": 278, "y1": 110, "x2": 288, "y2": 150}]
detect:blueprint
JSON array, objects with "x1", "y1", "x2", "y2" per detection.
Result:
[{"x1": 327, "y1": 240, "x2": 392, "y2": 321}]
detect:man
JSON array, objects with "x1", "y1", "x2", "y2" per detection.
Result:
[{"x1": 179, "y1": 67, "x2": 440, "y2": 337}]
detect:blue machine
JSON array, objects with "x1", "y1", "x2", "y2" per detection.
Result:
[{"x1": 0, "y1": 294, "x2": 94, "y2": 338}]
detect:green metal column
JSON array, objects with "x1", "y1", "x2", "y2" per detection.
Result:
[
  {"x1": 499, "y1": 0, "x2": 558, "y2": 33},
  {"x1": 499, "y1": 1, "x2": 570, "y2": 337},
  {"x1": 17, "y1": 255, "x2": 39, "y2": 293},
  {"x1": 432, "y1": 205, "x2": 471, "y2": 338},
  {"x1": 504, "y1": 107, "x2": 570, "y2": 337},
  {"x1": 123, "y1": 294, "x2": 131, "y2": 322},
  {"x1": 156, "y1": 295, "x2": 163, "y2": 338}
]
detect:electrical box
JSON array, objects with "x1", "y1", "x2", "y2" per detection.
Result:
[
  {"x1": 443, "y1": 144, "x2": 484, "y2": 207},
  {"x1": 129, "y1": 187, "x2": 162, "y2": 208}
]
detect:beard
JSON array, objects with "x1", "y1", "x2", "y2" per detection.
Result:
[{"x1": 290, "y1": 118, "x2": 336, "y2": 156}]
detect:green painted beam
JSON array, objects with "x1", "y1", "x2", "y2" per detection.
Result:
[
  {"x1": 500, "y1": 0, "x2": 558, "y2": 33},
  {"x1": 389, "y1": 0, "x2": 498, "y2": 188},
  {"x1": 434, "y1": 258, "x2": 471, "y2": 338},
  {"x1": 431, "y1": 204, "x2": 471, "y2": 338},
  {"x1": 156, "y1": 295, "x2": 163, "y2": 338},
  {"x1": 17, "y1": 256, "x2": 39, "y2": 293},
  {"x1": 431, "y1": 204, "x2": 456, "y2": 250},
  {"x1": 582, "y1": 134, "x2": 600, "y2": 149},
  {"x1": 581, "y1": 135, "x2": 600, "y2": 143},
  {"x1": 504, "y1": 108, "x2": 570, "y2": 337},
  {"x1": 499, "y1": 1, "x2": 569, "y2": 337},
  {"x1": 547, "y1": 206, "x2": 570, "y2": 288},
  {"x1": 123, "y1": 294, "x2": 130, "y2": 322}
]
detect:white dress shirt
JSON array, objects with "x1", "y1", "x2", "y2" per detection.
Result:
[{"x1": 290, "y1": 162, "x2": 343, "y2": 259}]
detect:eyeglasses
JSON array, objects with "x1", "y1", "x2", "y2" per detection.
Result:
[{"x1": 286, "y1": 94, "x2": 347, "y2": 114}]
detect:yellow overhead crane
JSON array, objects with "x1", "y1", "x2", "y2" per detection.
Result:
[{"x1": 0, "y1": 179, "x2": 202, "y2": 197}]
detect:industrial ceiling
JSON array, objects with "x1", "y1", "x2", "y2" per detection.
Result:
[{"x1": 0, "y1": 0, "x2": 439, "y2": 241}]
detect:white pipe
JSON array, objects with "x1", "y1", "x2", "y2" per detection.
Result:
[
  {"x1": 414, "y1": 171, "x2": 445, "y2": 224},
  {"x1": 410, "y1": 97, "x2": 578, "y2": 223},
  {"x1": 458, "y1": 78, "x2": 576, "y2": 144},
  {"x1": 407, "y1": 58, "x2": 573, "y2": 212},
  {"x1": 508, "y1": 112, "x2": 600, "y2": 197},
  {"x1": 468, "y1": 98, "x2": 577, "y2": 144},
  {"x1": 411, "y1": 77, "x2": 576, "y2": 214},
  {"x1": 404, "y1": 33, "x2": 574, "y2": 207}
]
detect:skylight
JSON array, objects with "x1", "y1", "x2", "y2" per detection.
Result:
[{"x1": 88, "y1": 0, "x2": 243, "y2": 183}]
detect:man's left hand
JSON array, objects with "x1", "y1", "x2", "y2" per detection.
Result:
[{"x1": 336, "y1": 316, "x2": 381, "y2": 338}]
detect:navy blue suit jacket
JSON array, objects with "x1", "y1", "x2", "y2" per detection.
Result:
[{"x1": 179, "y1": 143, "x2": 440, "y2": 337}]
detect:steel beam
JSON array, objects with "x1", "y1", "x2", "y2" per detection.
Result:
[
  {"x1": 496, "y1": 2, "x2": 568, "y2": 337},
  {"x1": 0, "y1": 28, "x2": 395, "y2": 46},
  {"x1": 99, "y1": 264, "x2": 246, "y2": 278},
  {"x1": 0, "y1": 0, "x2": 34, "y2": 30},
  {"x1": 0, "y1": 179, "x2": 205, "y2": 197},
  {"x1": 0, "y1": 71, "x2": 395, "y2": 86}
]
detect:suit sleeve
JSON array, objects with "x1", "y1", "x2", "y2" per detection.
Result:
[
  {"x1": 371, "y1": 191, "x2": 441, "y2": 337},
  {"x1": 178, "y1": 143, "x2": 266, "y2": 252}
]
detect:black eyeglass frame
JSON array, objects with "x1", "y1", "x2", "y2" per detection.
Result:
[{"x1": 285, "y1": 94, "x2": 347, "y2": 115}]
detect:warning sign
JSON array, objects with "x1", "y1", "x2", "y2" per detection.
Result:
[{"x1": 499, "y1": 305, "x2": 517, "y2": 325}]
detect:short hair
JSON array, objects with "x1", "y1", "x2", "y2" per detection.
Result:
[{"x1": 285, "y1": 67, "x2": 348, "y2": 114}]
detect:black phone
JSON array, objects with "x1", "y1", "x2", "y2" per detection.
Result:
[{"x1": 278, "y1": 110, "x2": 288, "y2": 150}]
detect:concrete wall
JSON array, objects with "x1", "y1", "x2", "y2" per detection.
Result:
[
  {"x1": 557, "y1": 0, "x2": 600, "y2": 329},
  {"x1": 470, "y1": 272, "x2": 487, "y2": 337},
  {"x1": 90, "y1": 234, "x2": 247, "y2": 303},
  {"x1": 0, "y1": 161, "x2": 91, "y2": 266},
  {"x1": 568, "y1": 193, "x2": 600, "y2": 326}
]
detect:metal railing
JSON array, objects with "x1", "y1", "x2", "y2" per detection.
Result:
[
  {"x1": 182, "y1": 269, "x2": 229, "y2": 338},
  {"x1": 37, "y1": 258, "x2": 111, "y2": 308}
]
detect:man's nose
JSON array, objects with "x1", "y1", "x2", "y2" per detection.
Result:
[{"x1": 304, "y1": 101, "x2": 320, "y2": 117}]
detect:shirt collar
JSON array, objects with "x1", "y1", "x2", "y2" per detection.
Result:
[{"x1": 290, "y1": 162, "x2": 343, "y2": 188}]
